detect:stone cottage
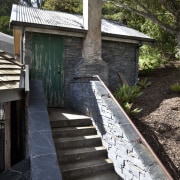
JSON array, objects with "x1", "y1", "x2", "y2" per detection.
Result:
[
  {"x1": 5, "y1": 2, "x2": 174, "y2": 180},
  {"x1": 10, "y1": 1, "x2": 154, "y2": 107}
]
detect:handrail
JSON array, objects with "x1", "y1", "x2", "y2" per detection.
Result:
[{"x1": 0, "y1": 49, "x2": 25, "y2": 69}]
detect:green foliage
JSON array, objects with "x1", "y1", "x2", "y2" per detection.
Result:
[
  {"x1": 114, "y1": 84, "x2": 143, "y2": 104},
  {"x1": 114, "y1": 84, "x2": 143, "y2": 115},
  {"x1": 138, "y1": 58, "x2": 168, "y2": 76},
  {"x1": 105, "y1": 0, "x2": 179, "y2": 61},
  {"x1": 0, "y1": 16, "x2": 12, "y2": 35},
  {"x1": 102, "y1": 3, "x2": 124, "y2": 22},
  {"x1": 0, "y1": 0, "x2": 19, "y2": 16},
  {"x1": 139, "y1": 20, "x2": 177, "y2": 61},
  {"x1": 137, "y1": 78, "x2": 152, "y2": 89},
  {"x1": 170, "y1": 83, "x2": 180, "y2": 93},
  {"x1": 43, "y1": 0, "x2": 82, "y2": 14},
  {"x1": 123, "y1": 102, "x2": 142, "y2": 116}
]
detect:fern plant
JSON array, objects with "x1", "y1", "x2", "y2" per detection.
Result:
[
  {"x1": 114, "y1": 84, "x2": 143, "y2": 104},
  {"x1": 170, "y1": 83, "x2": 180, "y2": 93},
  {"x1": 114, "y1": 84, "x2": 143, "y2": 116},
  {"x1": 124, "y1": 102, "x2": 142, "y2": 116},
  {"x1": 137, "y1": 78, "x2": 152, "y2": 89}
]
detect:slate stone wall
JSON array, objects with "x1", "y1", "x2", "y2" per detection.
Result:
[
  {"x1": 64, "y1": 38, "x2": 139, "y2": 105},
  {"x1": 27, "y1": 80, "x2": 62, "y2": 180},
  {"x1": 24, "y1": 32, "x2": 139, "y2": 106},
  {"x1": 102, "y1": 40, "x2": 139, "y2": 92},
  {"x1": 70, "y1": 78, "x2": 170, "y2": 180},
  {"x1": 0, "y1": 159, "x2": 30, "y2": 179},
  {"x1": 64, "y1": 36, "x2": 84, "y2": 106}
]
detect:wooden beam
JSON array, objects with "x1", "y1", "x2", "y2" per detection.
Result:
[
  {"x1": 0, "y1": 88, "x2": 24, "y2": 102},
  {"x1": 14, "y1": 29, "x2": 21, "y2": 56},
  {"x1": 4, "y1": 102, "x2": 11, "y2": 170},
  {"x1": 24, "y1": 26, "x2": 85, "y2": 38}
]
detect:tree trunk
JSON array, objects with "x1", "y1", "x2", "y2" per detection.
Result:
[{"x1": 177, "y1": 31, "x2": 180, "y2": 59}]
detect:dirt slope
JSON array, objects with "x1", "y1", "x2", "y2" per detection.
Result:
[{"x1": 133, "y1": 62, "x2": 180, "y2": 179}]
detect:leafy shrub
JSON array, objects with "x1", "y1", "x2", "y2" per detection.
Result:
[
  {"x1": 123, "y1": 102, "x2": 142, "y2": 116},
  {"x1": 170, "y1": 83, "x2": 180, "y2": 93},
  {"x1": 138, "y1": 58, "x2": 168, "y2": 76},
  {"x1": 114, "y1": 84, "x2": 143, "y2": 115},
  {"x1": 114, "y1": 84, "x2": 143, "y2": 104},
  {"x1": 0, "y1": 16, "x2": 12, "y2": 35},
  {"x1": 137, "y1": 78, "x2": 152, "y2": 89}
]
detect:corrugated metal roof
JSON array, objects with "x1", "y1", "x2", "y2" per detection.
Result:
[
  {"x1": 10, "y1": 4, "x2": 153, "y2": 42},
  {"x1": 10, "y1": 4, "x2": 83, "y2": 30}
]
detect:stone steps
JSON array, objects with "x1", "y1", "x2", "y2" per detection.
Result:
[
  {"x1": 49, "y1": 108, "x2": 121, "y2": 180},
  {"x1": 54, "y1": 135, "x2": 102, "y2": 149},
  {"x1": 61, "y1": 158, "x2": 114, "y2": 179},
  {"x1": 51, "y1": 118, "x2": 92, "y2": 128},
  {"x1": 52, "y1": 126, "x2": 96, "y2": 138},
  {"x1": 57, "y1": 146, "x2": 107, "y2": 163}
]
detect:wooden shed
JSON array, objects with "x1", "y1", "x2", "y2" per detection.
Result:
[
  {"x1": 10, "y1": 3, "x2": 154, "y2": 107},
  {"x1": 0, "y1": 50, "x2": 27, "y2": 172}
]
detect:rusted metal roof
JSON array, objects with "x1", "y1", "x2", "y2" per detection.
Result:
[
  {"x1": 10, "y1": 4, "x2": 154, "y2": 42},
  {"x1": 0, "y1": 51, "x2": 22, "y2": 90}
]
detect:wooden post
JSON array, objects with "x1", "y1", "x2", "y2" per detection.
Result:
[{"x1": 4, "y1": 102, "x2": 11, "y2": 170}]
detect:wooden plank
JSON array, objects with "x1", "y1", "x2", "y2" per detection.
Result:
[
  {"x1": 0, "y1": 70, "x2": 21, "y2": 75},
  {"x1": 0, "y1": 52, "x2": 13, "y2": 60},
  {"x1": 3, "y1": 54, "x2": 14, "y2": 60},
  {"x1": 4, "y1": 102, "x2": 11, "y2": 170},
  {"x1": 7, "y1": 60, "x2": 25, "y2": 69},
  {"x1": 0, "y1": 60, "x2": 12, "y2": 64},
  {"x1": 0, "y1": 52, "x2": 25, "y2": 69},
  {"x1": 0, "y1": 75, "x2": 20, "y2": 81},
  {"x1": 0, "y1": 64, "x2": 21, "y2": 69},
  {"x1": 0, "y1": 82, "x2": 20, "y2": 90}
]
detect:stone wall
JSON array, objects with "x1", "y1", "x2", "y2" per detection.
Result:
[
  {"x1": 64, "y1": 38, "x2": 140, "y2": 105},
  {"x1": 24, "y1": 32, "x2": 139, "y2": 106},
  {"x1": 27, "y1": 80, "x2": 62, "y2": 180},
  {"x1": 70, "y1": 77, "x2": 170, "y2": 180},
  {"x1": 64, "y1": 37, "x2": 84, "y2": 106},
  {"x1": 102, "y1": 40, "x2": 139, "y2": 92}
]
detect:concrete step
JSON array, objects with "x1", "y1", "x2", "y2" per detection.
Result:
[
  {"x1": 49, "y1": 108, "x2": 120, "y2": 179},
  {"x1": 50, "y1": 118, "x2": 92, "y2": 128},
  {"x1": 54, "y1": 135, "x2": 102, "y2": 149},
  {"x1": 61, "y1": 158, "x2": 115, "y2": 179},
  {"x1": 76, "y1": 171, "x2": 122, "y2": 180},
  {"x1": 52, "y1": 126, "x2": 97, "y2": 138},
  {"x1": 57, "y1": 146, "x2": 107, "y2": 163}
]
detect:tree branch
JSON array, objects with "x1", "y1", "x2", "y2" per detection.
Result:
[
  {"x1": 107, "y1": 0, "x2": 176, "y2": 35},
  {"x1": 160, "y1": 0, "x2": 179, "y2": 17}
]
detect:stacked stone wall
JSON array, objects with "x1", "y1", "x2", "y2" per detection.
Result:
[{"x1": 70, "y1": 78, "x2": 170, "y2": 180}]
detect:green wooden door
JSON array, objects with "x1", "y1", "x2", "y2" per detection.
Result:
[{"x1": 31, "y1": 33, "x2": 64, "y2": 107}]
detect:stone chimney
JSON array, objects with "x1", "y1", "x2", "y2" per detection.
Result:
[
  {"x1": 83, "y1": 0, "x2": 102, "y2": 61},
  {"x1": 75, "y1": 0, "x2": 108, "y2": 84}
]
